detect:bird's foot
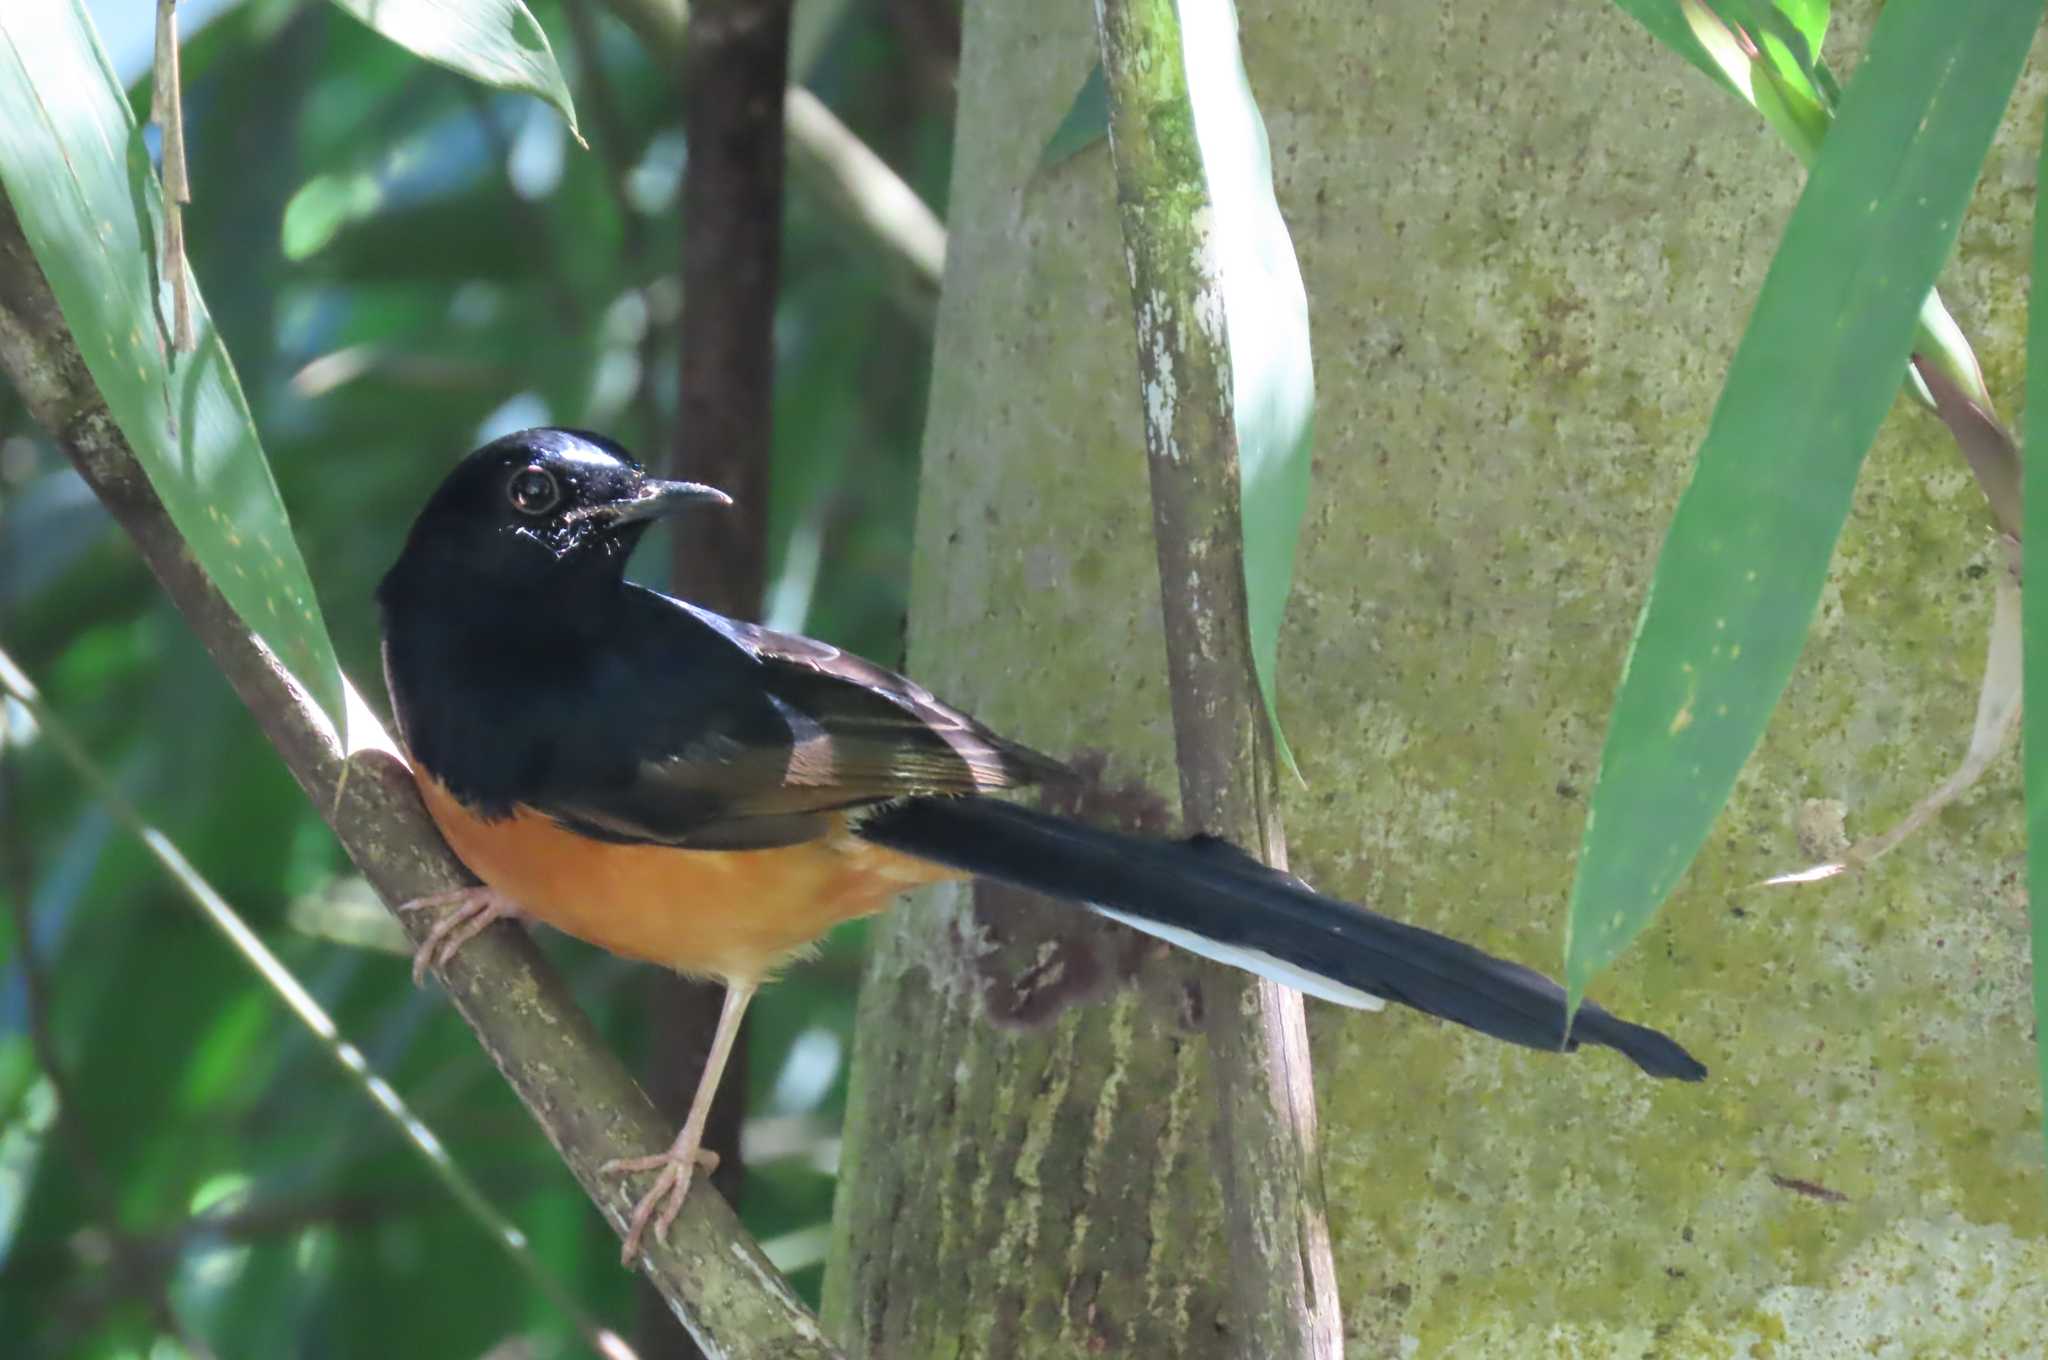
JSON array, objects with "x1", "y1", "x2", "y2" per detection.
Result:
[
  {"x1": 602, "y1": 1143, "x2": 722, "y2": 1263},
  {"x1": 396, "y1": 885, "x2": 522, "y2": 984}
]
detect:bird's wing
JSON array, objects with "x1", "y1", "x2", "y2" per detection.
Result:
[{"x1": 531, "y1": 589, "x2": 1068, "y2": 850}]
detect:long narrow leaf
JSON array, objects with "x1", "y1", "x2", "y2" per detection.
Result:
[
  {"x1": 0, "y1": 647, "x2": 621, "y2": 1356},
  {"x1": 1180, "y1": 0, "x2": 1315, "y2": 774},
  {"x1": 1563, "y1": 0, "x2": 2043, "y2": 1003},
  {"x1": 0, "y1": 2, "x2": 343, "y2": 726},
  {"x1": 2024, "y1": 116, "x2": 2048, "y2": 1170}
]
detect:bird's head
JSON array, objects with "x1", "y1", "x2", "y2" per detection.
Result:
[{"x1": 381, "y1": 428, "x2": 730, "y2": 600}]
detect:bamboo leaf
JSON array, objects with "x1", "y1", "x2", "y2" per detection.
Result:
[
  {"x1": 1180, "y1": 0, "x2": 1314, "y2": 774},
  {"x1": 0, "y1": 1, "x2": 344, "y2": 726},
  {"x1": 1563, "y1": 0, "x2": 2042, "y2": 1003},
  {"x1": 328, "y1": 0, "x2": 582, "y2": 144},
  {"x1": 1607, "y1": 0, "x2": 1741, "y2": 97}
]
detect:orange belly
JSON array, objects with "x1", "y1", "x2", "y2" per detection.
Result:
[{"x1": 414, "y1": 772, "x2": 964, "y2": 982}]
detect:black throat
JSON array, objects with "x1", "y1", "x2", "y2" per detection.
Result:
[{"x1": 378, "y1": 550, "x2": 631, "y2": 815}]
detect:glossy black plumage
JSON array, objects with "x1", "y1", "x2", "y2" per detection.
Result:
[
  {"x1": 380, "y1": 429, "x2": 1058, "y2": 850},
  {"x1": 860, "y1": 798, "x2": 1706, "y2": 1079},
  {"x1": 381, "y1": 427, "x2": 1706, "y2": 1084}
]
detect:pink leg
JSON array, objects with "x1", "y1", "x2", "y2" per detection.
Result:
[
  {"x1": 603, "y1": 979, "x2": 757, "y2": 1263},
  {"x1": 395, "y1": 885, "x2": 523, "y2": 984}
]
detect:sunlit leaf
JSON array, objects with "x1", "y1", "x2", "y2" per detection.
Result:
[
  {"x1": 1607, "y1": 0, "x2": 1741, "y2": 97},
  {"x1": 1180, "y1": 0, "x2": 1314, "y2": 773},
  {"x1": 1563, "y1": 0, "x2": 2042, "y2": 1003},
  {"x1": 0, "y1": 1, "x2": 344, "y2": 726},
  {"x1": 1710, "y1": 0, "x2": 1828, "y2": 93},
  {"x1": 2024, "y1": 108, "x2": 2048, "y2": 1171},
  {"x1": 328, "y1": 0, "x2": 582, "y2": 145}
]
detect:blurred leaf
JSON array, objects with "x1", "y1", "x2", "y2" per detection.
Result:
[
  {"x1": 2026, "y1": 110, "x2": 2048, "y2": 1171},
  {"x1": 288, "y1": 876, "x2": 411, "y2": 954},
  {"x1": 0, "y1": 470, "x2": 109, "y2": 607},
  {"x1": 328, "y1": 0, "x2": 582, "y2": 145},
  {"x1": 0, "y1": 1077, "x2": 56, "y2": 1270},
  {"x1": 0, "y1": 0, "x2": 345, "y2": 727},
  {"x1": 1180, "y1": 0, "x2": 1313, "y2": 774},
  {"x1": 1563, "y1": 0, "x2": 2040, "y2": 1003},
  {"x1": 1042, "y1": 63, "x2": 1107, "y2": 168}
]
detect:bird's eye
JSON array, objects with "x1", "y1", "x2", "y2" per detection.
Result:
[{"x1": 508, "y1": 466, "x2": 560, "y2": 516}]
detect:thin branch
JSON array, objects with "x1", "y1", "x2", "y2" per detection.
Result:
[
  {"x1": 595, "y1": 0, "x2": 944, "y2": 328},
  {"x1": 0, "y1": 645, "x2": 628, "y2": 1360},
  {"x1": 0, "y1": 515, "x2": 212, "y2": 1355},
  {"x1": 1094, "y1": 2, "x2": 1342, "y2": 1356},
  {"x1": 781, "y1": 87, "x2": 943, "y2": 329},
  {"x1": 0, "y1": 717, "x2": 116, "y2": 1212},
  {"x1": 0, "y1": 190, "x2": 844, "y2": 1360},
  {"x1": 0, "y1": 689, "x2": 215, "y2": 1355},
  {"x1": 670, "y1": 0, "x2": 786, "y2": 612}
]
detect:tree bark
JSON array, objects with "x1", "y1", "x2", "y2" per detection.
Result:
[
  {"x1": 640, "y1": 5, "x2": 791, "y2": 1354},
  {"x1": 1091, "y1": 0, "x2": 1339, "y2": 1354},
  {"x1": 828, "y1": 1, "x2": 2048, "y2": 1355}
]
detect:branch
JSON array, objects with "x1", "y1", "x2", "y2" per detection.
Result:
[
  {"x1": 595, "y1": 0, "x2": 943, "y2": 327},
  {"x1": 0, "y1": 191, "x2": 843, "y2": 1360},
  {"x1": 670, "y1": 0, "x2": 786, "y2": 612},
  {"x1": 639, "y1": 2, "x2": 794, "y2": 1354},
  {"x1": 1094, "y1": 2, "x2": 1342, "y2": 1356}
]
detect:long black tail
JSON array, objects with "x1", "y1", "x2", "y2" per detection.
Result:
[{"x1": 857, "y1": 796, "x2": 1705, "y2": 1081}]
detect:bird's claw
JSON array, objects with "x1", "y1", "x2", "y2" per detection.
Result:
[
  {"x1": 603, "y1": 1145, "x2": 722, "y2": 1263},
  {"x1": 396, "y1": 886, "x2": 518, "y2": 984}
]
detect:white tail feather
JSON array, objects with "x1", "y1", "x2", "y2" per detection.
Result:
[{"x1": 1089, "y1": 905, "x2": 1387, "y2": 1011}]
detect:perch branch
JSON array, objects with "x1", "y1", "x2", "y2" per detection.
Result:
[{"x1": 0, "y1": 189, "x2": 843, "y2": 1360}]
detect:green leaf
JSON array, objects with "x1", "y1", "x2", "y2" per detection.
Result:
[
  {"x1": 1042, "y1": 63, "x2": 1108, "y2": 168},
  {"x1": 1712, "y1": 0, "x2": 1827, "y2": 88},
  {"x1": 1180, "y1": 0, "x2": 1314, "y2": 775},
  {"x1": 328, "y1": 0, "x2": 582, "y2": 145},
  {"x1": 1671, "y1": 0, "x2": 1829, "y2": 162},
  {"x1": 2024, "y1": 109, "x2": 2048, "y2": 1174},
  {"x1": 1562, "y1": 0, "x2": 2042, "y2": 1003},
  {"x1": 1607, "y1": 0, "x2": 1742, "y2": 98},
  {"x1": 1759, "y1": 0, "x2": 1828, "y2": 82},
  {"x1": 0, "y1": 1, "x2": 344, "y2": 727}
]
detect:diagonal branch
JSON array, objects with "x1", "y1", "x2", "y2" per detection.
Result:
[{"x1": 0, "y1": 190, "x2": 843, "y2": 1360}]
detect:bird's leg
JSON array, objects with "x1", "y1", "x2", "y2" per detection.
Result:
[
  {"x1": 603, "y1": 978, "x2": 757, "y2": 1263},
  {"x1": 396, "y1": 885, "x2": 524, "y2": 984}
]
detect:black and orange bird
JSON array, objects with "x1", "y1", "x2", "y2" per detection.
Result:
[{"x1": 378, "y1": 428, "x2": 1706, "y2": 1260}]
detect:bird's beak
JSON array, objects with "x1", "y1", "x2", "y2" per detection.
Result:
[{"x1": 606, "y1": 479, "x2": 734, "y2": 525}]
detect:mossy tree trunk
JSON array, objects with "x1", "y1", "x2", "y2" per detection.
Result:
[{"x1": 825, "y1": 2, "x2": 2048, "y2": 1355}]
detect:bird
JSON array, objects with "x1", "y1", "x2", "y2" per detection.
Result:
[{"x1": 377, "y1": 427, "x2": 1707, "y2": 1262}]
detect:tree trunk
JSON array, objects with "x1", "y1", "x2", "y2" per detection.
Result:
[{"x1": 828, "y1": 2, "x2": 2048, "y2": 1354}]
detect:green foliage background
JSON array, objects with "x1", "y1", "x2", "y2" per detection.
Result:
[
  {"x1": 6, "y1": 0, "x2": 2048, "y2": 1354},
  {"x1": 0, "y1": 1, "x2": 944, "y2": 1353}
]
